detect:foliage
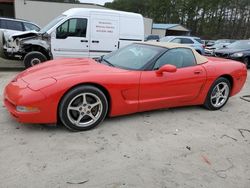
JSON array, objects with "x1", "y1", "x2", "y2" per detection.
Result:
[
  {"x1": 32, "y1": 0, "x2": 80, "y2": 3},
  {"x1": 105, "y1": 0, "x2": 250, "y2": 39}
]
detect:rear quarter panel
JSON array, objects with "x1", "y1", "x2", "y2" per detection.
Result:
[{"x1": 200, "y1": 57, "x2": 247, "y2": 102}]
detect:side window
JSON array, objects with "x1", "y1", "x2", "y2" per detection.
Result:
[
  {"x1": 170, "y1": 38, "x2": 181, "y2": 43},
  {"x1": 6, "y1": 20, "x2": 23, "y2": 31},
  {"x1": 23, "y1": 22, "x2": 40, "y2": 31},
  {"x1": 181, "y1": 38, "x2": 194, "y2": 44},
  {"x1": 56, "y1": 18, "x2": 87, "y2": 39},
  {"x1": 153, "y1": 48, "x2": 196, "y2": 69}
]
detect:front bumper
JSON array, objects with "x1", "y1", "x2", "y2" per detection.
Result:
[{"x1": 3, "y1": 78, "x2": 56, "y2": 123}]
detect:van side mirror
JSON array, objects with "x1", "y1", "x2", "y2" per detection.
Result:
[{"x1": 156, "y1": 64, "x2": 177, "y2": 76}]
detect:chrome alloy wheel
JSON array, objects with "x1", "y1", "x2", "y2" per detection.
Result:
[
  {"x1": 67, "y1": 93, "x2": 103, "y2": 127},
  {"x1": 210, "y1": 82, "x2": 230, "y2": 108}
]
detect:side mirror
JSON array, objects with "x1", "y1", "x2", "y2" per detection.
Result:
[{"x1": 156, "y1": 64, "x2": 177, "y2": 76}]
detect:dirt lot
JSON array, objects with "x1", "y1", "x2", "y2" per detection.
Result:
[{"x1": 0, "y1": 69, "x2": 249, "y2": 188}]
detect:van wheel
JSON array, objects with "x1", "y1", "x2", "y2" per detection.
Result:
[
  {"x1": 0, "y1": 31, "x2": 5, "y2": 58},
  {"x1": 59, "y1": 85, "x2": 108, "y2": 131},
  {"x1": 23, "y1": 51, "x2": 47, "y2": 68}
]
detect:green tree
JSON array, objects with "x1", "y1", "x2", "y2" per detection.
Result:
[{"x1": 105, "y1": 0, "x2": 250, "y2": 39}]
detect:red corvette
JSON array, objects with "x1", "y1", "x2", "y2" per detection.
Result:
[{"x1": 3, "y1": 42, "x2": 247, "y2": 131}]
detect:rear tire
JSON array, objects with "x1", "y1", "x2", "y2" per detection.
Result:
[
  {"x1": 23, "y1": 51, "x2": 47, "y2": 68},
  {"x1": 243, "y1": 57, "x2": 249, "y2": 68},
  {"x1": 59, "y1": 85, "x2": 108, "y2": 131},
  {"x1": 204, "y1": 77, "x2": 231, "y2": 110}
]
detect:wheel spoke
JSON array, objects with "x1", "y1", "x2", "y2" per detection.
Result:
[
  {"x1": 69, "y1": 106, "x2": 80, "y2": 112},
  {"x1": 216, "y1": 85, "x2": 220, "y2": 92},
  {"x1": 211, "y1": 95, "x2": 217, "y2": 99},
  {"x1": 81, "y1": 93, "x2": 87, "y2": 104},
  {"x1": 215, "y1": 97, "x2": 220, "y2": 106},
  {"x1": 75, "y1": 114, "x2": 85, "y2": 124},
  {"x1": 90, "y1": 101, "x2": 101, "y2": 110},
  {"x1": 220, "y1": 85, "x2": 227, "y2": 93},
  {"x1": 221, "y1": 95, "x2": 227, "y2": 99},
  {"x1": 86, "y1": 113, "x2": 97, "y2": 121}
]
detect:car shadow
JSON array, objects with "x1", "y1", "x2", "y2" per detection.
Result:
[{"x1": 13, "y1": 105, "x2": 209, "y2": 133}]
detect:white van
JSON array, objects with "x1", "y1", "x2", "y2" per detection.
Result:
[{"x1": 4, "y1": 8, "x2": 144, "y2": 68}]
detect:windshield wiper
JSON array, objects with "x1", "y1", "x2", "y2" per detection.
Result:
[
  {"x1": 102, "y1": 57, "x2": 115, "y2": 67},
  {"x1": 94, "y1": 55, "x2": 115, "y2": 67}
]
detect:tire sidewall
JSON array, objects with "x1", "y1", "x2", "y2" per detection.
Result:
[
  {"x1": 59, "y1": 85, "x2": 108, "y2": 131},
  {"x1": 243, "y1": 57, "x2": 249, "y2": 68},
  {"x1": 204, "y1": 77, "x2": 231, "y2": 110},
  {"x1": 23, "y1": 51, "x2": 47, "y2": 68}
]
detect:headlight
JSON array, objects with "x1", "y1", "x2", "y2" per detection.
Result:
[{"x1": 231, "y1": 52, "x2": 243, "y2": 57}]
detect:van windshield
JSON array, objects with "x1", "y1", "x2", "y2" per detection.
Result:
[{"x1": 40, "y1": 15, "x2": 66, "y2": 34}]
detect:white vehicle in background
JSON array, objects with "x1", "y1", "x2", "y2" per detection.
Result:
[
  {"x1": 3, "y1": 8, "x2": 144, "y2": 68},
  {"x1": 0, "y1": 17, "x2": 40, "y2": 58}
]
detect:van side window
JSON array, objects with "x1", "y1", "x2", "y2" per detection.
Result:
[
  {"x1": 56, "y1": 18, "x2": 87, "y2": 39},
  {"x1": 153, "y1": 48, "x2": 197, "y2": 70}
]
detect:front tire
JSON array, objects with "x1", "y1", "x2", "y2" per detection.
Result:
[
  {"x1": 204, "y1": 77, "x2": 231, "y2": 110},
  {"x1": 23, "y1": 51, "x2": 47, "y2": 68},
  {"x1": 59, "y1": 85, "x2": 108, "y2": 131}
]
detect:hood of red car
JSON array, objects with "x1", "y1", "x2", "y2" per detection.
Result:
[{"x1": 18, "y1": 58, "x2": 126, "y2": 83}]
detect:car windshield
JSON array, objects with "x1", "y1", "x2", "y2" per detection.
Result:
[
  {"x1": 102, "y1": 44, "x2": 162, "y2": 70},
  {"x1": 194, "y1": 38, "x2": 203, "y2": 44},
  {"x1": 226, "y1": 41, "x2": 250, "y2": 49},
  {"x1": 214, "y1": 39, "x2": 230, "y2": 44},
  {"x1": 40, "y1": 15, "x2": 66, "y2": 34},
  {"x1": 212, "y1": 43, "x2": 228, "y2": 48}
]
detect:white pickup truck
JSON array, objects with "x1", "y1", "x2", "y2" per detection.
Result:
[{"x1": 3, "y1": 8, "x2": 144, "y2": 68}]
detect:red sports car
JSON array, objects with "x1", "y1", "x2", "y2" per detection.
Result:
[{"x1": 3, "y1": 42, "x2": 247, "y2": 131}]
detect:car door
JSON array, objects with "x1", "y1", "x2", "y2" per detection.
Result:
[
  {"x1": 139, "y1": 48, "x2": 206, "y2": 111},
  {"x1": 51, "y1": 17, "x2": 89, "y2": 58}
]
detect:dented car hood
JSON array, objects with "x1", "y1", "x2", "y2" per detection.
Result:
[{"x1": 9, "y1": 30, "x2": 39, "y2": 40}]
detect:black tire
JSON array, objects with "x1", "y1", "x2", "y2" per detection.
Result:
[
  {"x1": 243, "y1": 57, "x2": 249, "y2": 68},
  {"x1": 59, "y1": 85, "x2": 108, "y2": 131},
  {"x1": 23, "y1": 51, "x2": 47, "y2": 68},
  {"x1": 204, "y1": 77, "x2": 231, "y2": 110},
  {"x1": 196, "y1": 50, "x2": 201, "y2": 55},
  {"x1": 0, "y1": 30, "x2": 5, "y2": 58}
]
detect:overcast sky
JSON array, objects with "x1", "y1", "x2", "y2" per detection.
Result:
[{"x1": 80, "y1": 0, "x2": 113, "y2": 5}]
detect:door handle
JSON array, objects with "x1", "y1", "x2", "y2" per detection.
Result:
[
  {"x1": 194, "y1": 70, "x2": 203, "y2": 74},
  {"x1": 81, "y1": 40, "x2": 88, "y2": 43},
  {"x1": 92, "y1": 40, "x2": 99, "y2": 43}
]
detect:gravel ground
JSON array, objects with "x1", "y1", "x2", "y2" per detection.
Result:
[{"x1": 0, "y1": 70, "x2": 249, "y2": 188}]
